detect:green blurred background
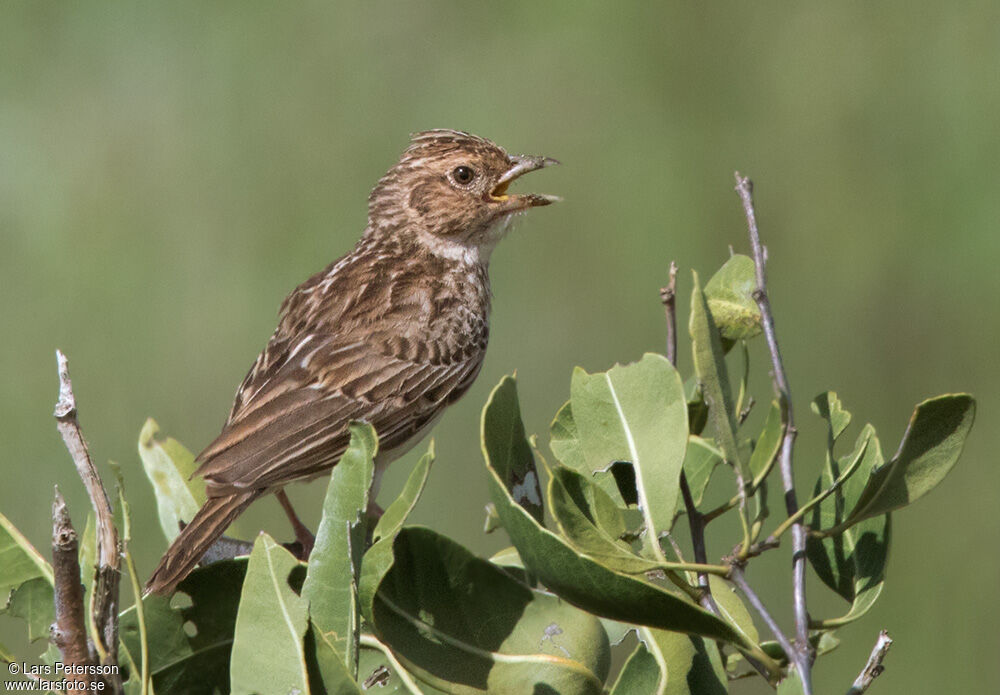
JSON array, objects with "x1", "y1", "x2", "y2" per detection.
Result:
[{"x1": 2, "y1": 2, "x2": 997, "y2": 691}]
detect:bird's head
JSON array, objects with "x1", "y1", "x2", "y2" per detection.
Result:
[{"x1": 367, "y1": 130, "x2": 559, "y2": 263}]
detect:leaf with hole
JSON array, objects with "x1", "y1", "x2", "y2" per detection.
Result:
[
  {"x1": 568, "y1": 354, "x2": 688, "y2": 550},
  {"x1": 548, "y1": 465, "x2": 660, "y2": 575},
  {"x1": 356, "y1": 633, "x2": 451, "y2": 694},
  {"x1": 119, "y1": 558, "x2": 247, "y2": 695},
  {"x1": 482, "y1": 376, "x2": 760, "y2": 651},
  {"x1": 483, "y1": 376, "x2": 544, "y2": 523}
]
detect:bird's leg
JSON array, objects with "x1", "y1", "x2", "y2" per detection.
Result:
[
  {"x1": 275, "y1": 488, "x2": 315, "y2": 560},
  {"x1": 366, "y1": 499, "x2": 385, "y2": 521},
  {"x1": 367, "y1": 456, "x2": 389, "y2": 522}
]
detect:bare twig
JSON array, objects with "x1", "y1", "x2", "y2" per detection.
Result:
[
  {"x1": 51, "y1": 488, "x2": 93, "y2": 687},
  {"x1": 661, "y1": 263, "x2": 718, "y2": 612},
  {"x1": 734, "y1": 174, "x2": 811, "y2": 692},
  {"x1": 54, "y1": 350, "x2": 121, "y2": 683},
  {"x1": 678, "y1": 478, "x2": 716, "y2": 605},
  {"x1": 847, "y1": 631, "x2": 892, "y2": 694},
  {"x1": 728, "y1": 563, "x2": 797, "y2": 672},
  {"x1": 659, "y1": 261, "x2": 679, "y2": 366},
  {"x1": 658, "y1": 267, "x2": 776, "y2": 684}
]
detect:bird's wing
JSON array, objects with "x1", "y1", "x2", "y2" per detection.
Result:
[{"x1": 193, "y1": 332, "x2": 483, "y2": 496}]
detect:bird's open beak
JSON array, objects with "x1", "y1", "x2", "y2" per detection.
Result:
[{"x1": 490, "y1": 154, "x2": 561, "y2": 210}]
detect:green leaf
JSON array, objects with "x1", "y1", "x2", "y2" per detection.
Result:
[
  {"x1": 7, "y1": 578, "x2": 54, "y2": 642},
  {"x1": 550, "y1": 400, "x2": 584, "y2": 473},
  {"x1": 685, "y1": 379, "x2": 709, "y2": 436},
  {"x1": 812, "y1": 393, "x2": 852, "y2": 445},
  {"x1": 846, "y1": 395, "x2": 975, "y2": 524},
  {"x1": 487, "y1": 546, "x2": 530, "y2": 585},
  {"x1": 302, "y1": 422, "x2": 376, "y2": 677},
  {"x1": 0, "y1": 642, "x2": 16, "y2": 666},
  {"x1": 372, "y1": 444, "x2": 433, "y2": 545},
  {"x1": 488, "y1": 545, "x2": 525, "y2": 570},
  {"x1": 749, "y1": 401, "x2": 783, "y2": 483},
  {"x1": 552, "y1": 401, "x2": 635, "y2": 506},
  {"x1": 707, "y1": 575, "x2": 758, "y2": 644},
  {"x1": 777, "y1": 667, "x2": 807, "y2": 695},
  {"x1": 119, "y1": 593, "x2": 196, "y2": 694},
  {"x1": 357, "y1": 633, "x2": 451, "y2": 694},
  {"x1": 568, "y1": 355, "x2": 688, "y2": 547},
  {"x1": 361, "y1": 526, "x2": 609, "y2": 694},
  {"x1": 0, "y1": 512, "x2": 53, "y2": 594},
  {"x1": 653, "y1": 628, "x2": 728, "y2": 695},
  {"x1": 137, "y1": 418, "x2": 207, "y2": 543},
  {"x1": 119, "y1": 558, "x2": 247, "y2": 695},
  {"x1": 549, "y1": 465, "x2": 660, "y2": 575},
  {"x1": 481, "y1": 377, "x2": 759, "y2": 651},
  {"x1": 609, "y1": 639, "x2": 664, "y2": 695},
  {"x1": 599, "y1": 618, "x2": 635, "y2": 648},
  {"x1": 807, "y1": 425, "x2": 890, "y2": 624},
  {"x1": 614, "y1": 643, "x2": 664, "y2": 695},
  {"x1": 306, "y1": 621, "x2": 364, "y2": 694},
  {"x1": 760, "y1": 632, "x2": 840, "y2": 667},
  {"x1": 0, "y1": 512, "x2": 53, "y2": 642},
  {"x1": 611, "y1": 628, "x2": 728, "y2": 695},
  {"x1": 703, "y1": 254, "x2": 762, "y2": 341},
  {"x1": 79, "y1": 512, "x2": 97, "y2": 594},
  {"x1": 481, "y1": 376, "x2": 544, "y2": 524},
  {"x1": 231, "y1": 534, "x2": 310, "y2": 695},
  {"x1": 689, "y1": 272, "x2": 743, "y2": 476},
  {"x1": 682, "y1": 437, "x2": 723, "y2": 509},
  {"x1": 357, "y1": 441, "x2": 435, "y2": 640}
]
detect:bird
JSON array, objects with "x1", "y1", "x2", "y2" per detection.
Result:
[{"x1": 145, "y1": 129, "x2": 559, "y2": 594}]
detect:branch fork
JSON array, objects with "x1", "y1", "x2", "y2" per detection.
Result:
[{"x1": 52, "y1": 350, "x2": 123, "y2": 693}]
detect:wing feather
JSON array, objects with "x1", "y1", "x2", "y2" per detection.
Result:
[
  {"x1": 197, "y1": 340, "x2": 482, "y2": 495},
  {"x1": 194, "y1": 246, "x2": 490, "y2": 498}
]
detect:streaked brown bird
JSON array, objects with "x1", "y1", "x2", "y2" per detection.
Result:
[{"x1": 145, "y1": 130, "x2": 558, "y2": 594}]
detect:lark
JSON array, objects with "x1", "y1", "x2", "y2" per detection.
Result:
[{"x1": 145, "y1": 130, "x2": 558, "y2": 594}]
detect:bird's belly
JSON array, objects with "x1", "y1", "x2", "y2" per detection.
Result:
[{"x1": 371, "y1": 408, "x2": 445, "y2": 500}]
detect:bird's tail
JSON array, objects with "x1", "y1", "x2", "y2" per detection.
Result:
[{"x1": 144, "y1": 489, "x2": 260, "y2": 595}]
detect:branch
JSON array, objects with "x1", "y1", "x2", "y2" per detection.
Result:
[
  {"x1": 847, "y1": 631, "x2": 893, "y2": 694},
  {"x1": 660, "y1": 262, "x2": 718, "y2": 609},
  {"x1": 659, "y1": 261, "x2": 679, "y2": 366},
  {"x1": 734, "y1": 174, "x2": 811, "y2": 693},
  {"x1": 658, "y1": 266, "x2": 777, "y2": 684},
  {"x1": 51, "y1": 488, "x2": 93, "y2": 686},
  {"x1": 727, "y1": 564, "x2": 796, "y2": 672},
  {"x1": 54, "y1": 350, "x2": 121, "y2": 680}
]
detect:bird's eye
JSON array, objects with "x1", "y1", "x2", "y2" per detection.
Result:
[{"x1": 452, "y1": 166, "x2": 475, "y2": 185}]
